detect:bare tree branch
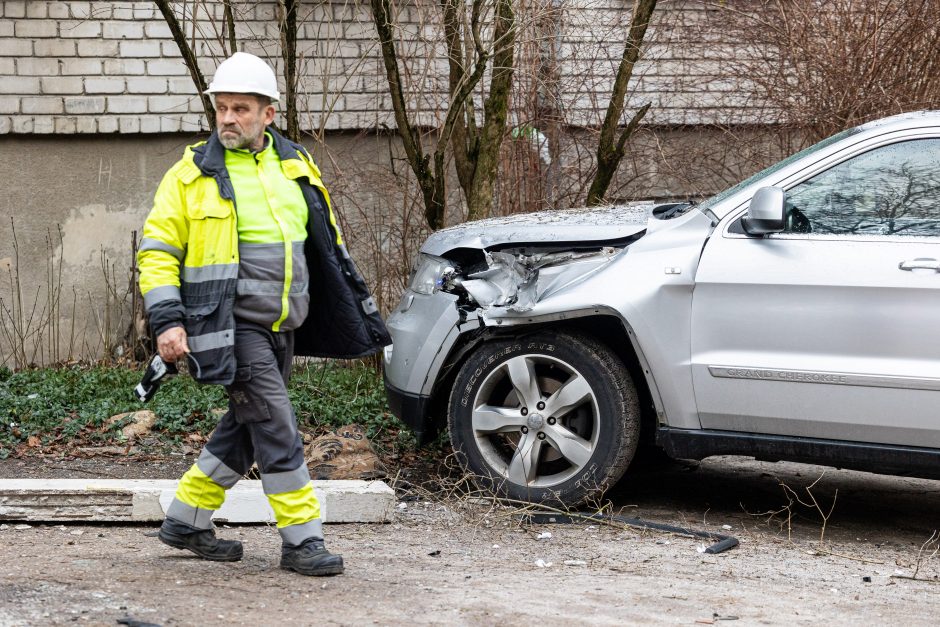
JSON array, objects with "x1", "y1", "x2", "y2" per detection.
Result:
[
  {"x1": 277, "y1": 0, "x2": 300, "y2": 141},
  {"x1": 586, "y1": 0, "x2": 657, "y2": 206},
  {"x1": 369, "y1": 0, "x2": 443, "y2": 229},
  {"x1": 154, "y1": 0, "x2": 216, "y2": 128},
  {"x1": 441, "y1": 0, "x2": 477, "y2": 195},
  {"x1": 465, "y1": 0, "x2": 515, "y2": 221},
  {"x1": 723, "y1": 0, "x2": 940, "y2": 145},
  {"x1": 223, "y1": 0, "x2": 237, "y2": 54},
  {"x1": 369, "y1": 0, "x2": 516, "y2": 228}
]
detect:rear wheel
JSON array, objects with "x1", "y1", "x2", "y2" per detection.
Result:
[{"x1": 448, "y1": 331, "x2": 640, "y2": 506}]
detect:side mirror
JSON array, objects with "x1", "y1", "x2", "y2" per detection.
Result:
[{"x1": 741, "y1": 186, "x2": 786, "y2": 236}]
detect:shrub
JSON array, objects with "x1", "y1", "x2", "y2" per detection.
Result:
[{"x1": 0, "y1": 361, "x2": 402, "y2": 457}]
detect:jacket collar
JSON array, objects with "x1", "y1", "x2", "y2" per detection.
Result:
[
  {"x1": 191, "y1": 131, "x2": 235, "y2": 201},
  {"x1": 191, "y1": 126, "x2": 309, "y2": 201},
  {"x1": 267, "y1": 126, "x2": 306, "y2": 163}
]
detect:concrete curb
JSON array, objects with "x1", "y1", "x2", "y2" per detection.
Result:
[{"x1": 0, "y1": 479, "x2": 395, "y2": 523}]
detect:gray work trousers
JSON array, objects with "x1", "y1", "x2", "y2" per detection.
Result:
[{"x1": 165, "y1": 319, "x2": 323, "y2": 547}]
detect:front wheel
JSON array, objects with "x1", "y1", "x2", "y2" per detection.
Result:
[{"x1": 448, "y1": 331, "x2": 640, "y2": 506}]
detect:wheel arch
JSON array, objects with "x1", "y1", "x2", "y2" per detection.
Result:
[{"x1": 426, "y1": 312, "x2": 662, "y2": 447}]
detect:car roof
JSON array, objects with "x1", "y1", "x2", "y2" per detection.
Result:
[{"x1": 857, "y1": 110, "x2": 940, "y2": 132}]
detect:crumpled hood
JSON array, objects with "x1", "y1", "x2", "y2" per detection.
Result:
[{"x1": 421, "y1": 203, "x2": 652, "y2": 255}]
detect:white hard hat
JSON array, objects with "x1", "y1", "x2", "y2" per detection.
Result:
[{"x1": 205, "y1": 52, "x2": 280, "y2": 102}]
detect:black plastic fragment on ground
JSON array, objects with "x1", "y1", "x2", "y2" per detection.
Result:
[{"x1": 525, "y1": 512, "x2": 740, "y2": 554}]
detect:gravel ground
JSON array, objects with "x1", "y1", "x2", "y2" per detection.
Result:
[{"x1": 2, "y1": 454, "x2": 940, "y2": 625}]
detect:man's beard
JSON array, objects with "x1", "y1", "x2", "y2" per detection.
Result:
[{"x1": 218, "y1": 123, "x2": 262, "y2": 150}]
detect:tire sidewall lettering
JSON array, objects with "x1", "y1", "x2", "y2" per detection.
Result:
[
  {"x1": 461, "y1": 344, "x2": 523, "y2": 407},
  {"x1": 573, "y1": 463, "x2": 599, "y2": 489}
]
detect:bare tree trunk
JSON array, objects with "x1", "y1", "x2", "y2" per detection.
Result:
[
  {"x1": 586, "y1": 0, "x2": 657, "y2": 206},
  {"x1": 370, "y1": 0, "x2": 517, "y2": 227},
  {"x1": 536, "y1": 0, "x2": 563, "y2": 210},
  {"x1": 466, "y1": 0, "x2": 516, "y2": 221},
  {"x1": 441, "y1": 0, "x2": 478, "y2": 196},
  {"x1": 370, "y1": 0, "x2": 445, "y2": 229},
  {"x1": 154, "y1": 0, "x2": 216, "y2": 129},
  {"x1": 277, "y1": 0, "x2": 300, "y2": 141},
  {"x1": 223, "y1": 0, "x2": 238, "y2": 55}
]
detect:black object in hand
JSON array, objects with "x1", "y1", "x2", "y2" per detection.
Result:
[{"x1": 133, "y1": 354, "x2": 178, "y2": 402}]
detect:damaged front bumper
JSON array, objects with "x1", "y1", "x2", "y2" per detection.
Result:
[
  {"x1": 384, "y1": 244, "x2": 631, "y2": 443},
  {"x1": 383, "y1": 289, "x2": 467, "y2": 443},
  {"x1": 384, "y1": 379, "x2": 435, "y2": 444}
]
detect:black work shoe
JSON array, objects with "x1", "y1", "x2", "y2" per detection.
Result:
[
  {"x1": 280, "y1": 539, "x2": 344, "y2": 576},
  {"x1": 158, "y1": 526, "x2": 243, "y2": 562}
]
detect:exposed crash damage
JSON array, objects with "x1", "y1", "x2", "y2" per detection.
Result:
[
  {"x1": 384, "y1": 199, "x2": 713, "y2": 473},
  {"x1": 414, "y1": 203, "x2": 653, "y2": 317},
  {"x1": 385, "y1": 197, "x2": 716, "y2": 506},
  {"x1": 383, "y1": 202, "x2": 667, "y2": 470},
  {"x1": 450, "y1": 248, "x2": 622, "y2": 313}
]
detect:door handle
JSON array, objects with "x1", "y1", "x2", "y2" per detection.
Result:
[{"x1": 899, "y1": 258, "x2": 940, "y2": 272}]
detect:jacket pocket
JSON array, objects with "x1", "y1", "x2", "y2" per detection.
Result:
[
  {"x1": 184, "y1": 301, "x2": 219, "y2": 319},
  {"x1": 186, "y1": 202, "x2": 232, "y2": 220},
  {"x1": 182, "y1": 297, "x2": 221, "y2": 339},
  {"x1": 185, "y1": 201, "x2": 235, "y2": 266}
]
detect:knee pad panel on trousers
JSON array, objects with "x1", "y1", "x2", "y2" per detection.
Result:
[{"x1": 249, "y1": 420, "x2": 305, "y2": 473}]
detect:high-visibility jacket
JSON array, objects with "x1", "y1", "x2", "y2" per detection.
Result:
[
  {"x1": 138, "y1": 128, "x2": 390, "y2": 385},
  {"x1": 224, "y1": 133, "x2": 311, "y2": 332}
]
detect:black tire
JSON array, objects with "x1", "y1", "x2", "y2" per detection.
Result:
[{"x1": 447, "y1": 331, "x2": 640, "y2": 506}]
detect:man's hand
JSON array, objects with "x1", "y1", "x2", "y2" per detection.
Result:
[{"x1": 157, "y1": 326, "x2": 189, "y2": 363}]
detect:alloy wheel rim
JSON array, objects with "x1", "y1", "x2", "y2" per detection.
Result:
[{"x1": 470, "y1": 354, "x2": 600, "y2": 489}]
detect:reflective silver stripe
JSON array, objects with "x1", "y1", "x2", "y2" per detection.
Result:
[
  {"x1": 165, "y1": 498, "x2": 215, "y2": 529},
  {"x1": 238, "y1": 242, "x2": 287, "y2": 259},
  {"x1": 238, "y1": 240, "x2": 304, "y2": 252},
  {"x1": 182, "y1": 264, "x2": 239, "y2": 283},
  {"x1": 197, "y1": 449, "x2": 242, "y2": 489},
  {"x1": 140, "y1": 237, "x2": 184, "y2": 261},
  {"x1": 187, "y1": 329, "x2": 234, "y2": 353},
  {"x1": 143, "y1": 284, "x2": 181, "y2": 309},
  {"x1": 278, "y1": 519, "x2": 323, "y2": 546},
  {"x1": 238, "y1": 279, "x2": 308, "y2": 295},
  {"x1": 260, "y1": 467, "x2": 312, "y2": 495},
  {"x1": 237, "y1": 279, "x2": 282, "y2": 295}
]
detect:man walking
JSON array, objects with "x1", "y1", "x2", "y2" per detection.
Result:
[{"x1": 137, "y1": 52, "x2": 390, "y2": 576}]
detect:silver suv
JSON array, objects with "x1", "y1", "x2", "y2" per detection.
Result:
[{"x1": 384, "y1": 111, "x2": 940, "y2": 505}]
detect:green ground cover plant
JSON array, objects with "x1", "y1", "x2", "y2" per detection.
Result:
[{"x1": 0, "y1": 361, "x2": 402, "y2": 458}]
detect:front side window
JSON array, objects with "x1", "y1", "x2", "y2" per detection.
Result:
[{"x1": 784, "y1": 139, "x2": 940, "y2": 237}]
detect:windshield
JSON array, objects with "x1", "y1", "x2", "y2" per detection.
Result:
[{"x1": 698, "y1": 127, "x2": 862, "y2": 212}]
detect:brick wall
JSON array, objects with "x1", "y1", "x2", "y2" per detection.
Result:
[
  {"x1": 0, "y1": 0, "x2": 209, "y2": 133},
  {"x1": 0, "y1": 0, "x2": 751, "y2": 135}
]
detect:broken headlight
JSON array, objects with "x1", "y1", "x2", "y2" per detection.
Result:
[{"x1": 408, "y1": 253, "x2": 456, "y2": 295}]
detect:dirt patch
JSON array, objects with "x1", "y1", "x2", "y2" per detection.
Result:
[{"x1": 2, "y1": 455, "x2": 940, "y2": 625}]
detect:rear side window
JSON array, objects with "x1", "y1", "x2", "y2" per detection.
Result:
[{"x1": 785, "y1": 138, "x2": 940, "y2": 237}]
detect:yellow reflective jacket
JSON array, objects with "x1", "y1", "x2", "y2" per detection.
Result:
[{"x1": 138, "y1": 128, "x2": 390, "y2": 385}]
